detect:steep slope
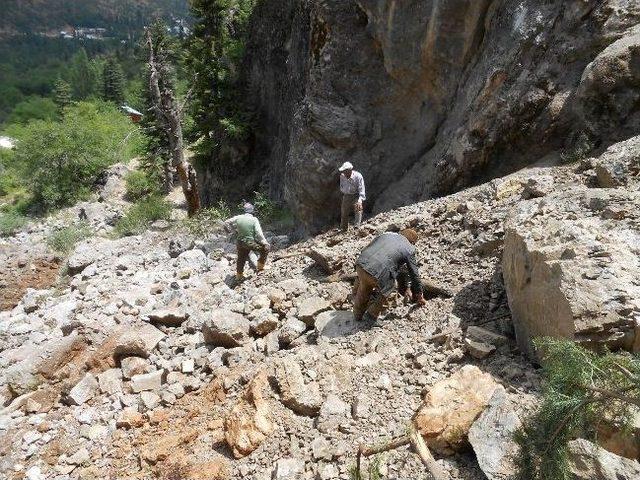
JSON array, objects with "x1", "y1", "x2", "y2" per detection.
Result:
[
  {"x1": 230, "y1": 0, "x2": 640, "y2": 231},
  {"x1": 0, "y1": 137, "x2": 638, "y2": 479}
]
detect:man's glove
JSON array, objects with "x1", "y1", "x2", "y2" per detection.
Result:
[{"x1": 355, "y1": 199, "x2": 364, "y2": 212}]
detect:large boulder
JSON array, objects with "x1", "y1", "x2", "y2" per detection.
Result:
[
  {"x1": 468, "y1": 387, "x2": 521, "y2": 479},
  {"x1": 203, "y1": 310, "x2": 251, "y2": 348},
  {"x1": 575, "y1": 27, "x2": 640, "y2": 142},
  {"x1": 413, "y1": 365, "x2": 499, "y2": 455},
  {"x1": 503, "y1": 186, "x2": 640, "y2": 359},
  {"x1": 224, "y1": 371, "x2": 274, "y2": 458},
  {"x1": 591, "y1": 135, "x2": 640, "y2": 189},
  {"x1": 569, "y1": 439, "x2": 640, "y2": 480}
]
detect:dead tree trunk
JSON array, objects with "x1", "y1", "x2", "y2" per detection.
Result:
[{"x1": 146, "y1": 31, "x2": 201, "y2": 217}]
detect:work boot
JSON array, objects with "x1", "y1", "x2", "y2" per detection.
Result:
[
  {"x1": 235, "y1": 272, "x2": 245, "y2": 282},
  {"x1": 256, "y1": 261, "x2": 266, "y2": 272}
]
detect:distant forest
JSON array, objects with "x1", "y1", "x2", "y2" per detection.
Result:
[
  {"x1": 0, "y1": 0, "x2": 190, "y2": 124},
  {"x1": 0, "y1": 0, "x2": 190, "y2": 36}
]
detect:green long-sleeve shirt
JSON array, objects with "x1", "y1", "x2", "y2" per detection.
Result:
[{"x1": 226, "y1": 213, "x2": 267, "y2": 245}]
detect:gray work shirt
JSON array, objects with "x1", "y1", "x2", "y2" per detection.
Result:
[{"x1": 356, "y1": 232, "x2": 421, "y2": 296}]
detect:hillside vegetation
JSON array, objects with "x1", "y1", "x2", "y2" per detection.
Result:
[{"x1": 0, "y1": 0, "x2": 189, "y2": 35}]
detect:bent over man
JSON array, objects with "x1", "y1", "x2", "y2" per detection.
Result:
[
  {"x1": 339, "y1": 162, "x2": 365, "y2": 231},
  {"x1": 353, "y1": 229, "x2": 426, "y2": 321},
  {"x1": 226, "y1": 203, "x2": 270, "y2": 281}
]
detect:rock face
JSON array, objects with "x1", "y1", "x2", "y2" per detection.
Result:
[
  {"x1": 414, "y1": 365, "x2": 499, "y2": 455},
  {"x1": 202, "y1": 0, "x2": 640, "y2": 230},
  {"x1": 503, "y1": 185, "x2": 640, "y2": 358}
]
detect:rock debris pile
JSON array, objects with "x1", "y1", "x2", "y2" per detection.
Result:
[{"x1": 1, "y1": 136, "x2": 639, "y2": 479}]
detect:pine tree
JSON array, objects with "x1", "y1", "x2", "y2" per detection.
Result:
[
  {"x1": 53, "y1": 77, "x2": 72, "y2": 117},
  {"x1": 515, "y1": 338, "x2": 640, "y2": 480},
  {"x1": 102, "y1": 56, "x2": 126, "y2": 105},
  {"x1": 69, "y1": 48, "x2": 97, "y2": 100},
  {"x1": 139, "y1": 20, "x2": 177, "y2": 192},
  {"x1": 185, "y1": 0, "x2": 257, "y2": 180}
]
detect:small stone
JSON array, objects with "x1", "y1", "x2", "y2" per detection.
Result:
[
  {"x1": 98, "y1": 368, "x2": 123, "y2": 394},
  {"x1": 311, "y1": 436, "x2": 333, "y2": 460},
  {"x1": 67, "y1": 373, "x2": 99, "y2": 406},
  {"x1": 140, "y1": 391, "x2": 161, "y2": 410},
  {"x1": 297, "y1": 297, "x2": 331, "y2": 326},
  {"x1": 116, "y1": 408, "x2": 145, "y2": 429},
  {"x1": 278, "y1": 318, "x2": 307, "y2": 346},
  {"x1": 67, "y1": 447, "x2": 90, "y2": 465},
  {"x1": 182, "y1": 359, "x2": 195, "y2": 373},
  {"x1": 376, "y1": 374, "x2": 392, "y2": 391},
  {"x1": 274, "y1": 458, "x2": 305, "y2": 479},
  {"x1": 130, "y1": 369, "x2": 164, "y2": 393},
  {"x1": 121, "y1": 356, "x2": 149, "y2": 379},
  {"x1": 203, "y1": 310, "x2": 251, "y2": 348},
  {"x1": 148, "y1": 309, "x2": 189, "y2": 327}
]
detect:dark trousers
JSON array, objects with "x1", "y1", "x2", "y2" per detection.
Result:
[{"x1": 236, "y1": 240, "x2": 269, "y2": 275}]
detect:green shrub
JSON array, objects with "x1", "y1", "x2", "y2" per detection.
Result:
[
  {"x1": 181, "y1": 200, "x2": 232, "y2": 239},
  {"x1": 250, "y1": 190, "x2": 293, "y2": 227},
  {"x1": 0, "y1": 211, "x2": 28, "y2": 236},
  {"x1": 515, "y1": 338, "x2": 640, "y2": 480},
  {"x1": 12, "y1": 101, "x2": 143, "y2": 212},
  {"x1": 125, "y1": 170, "x2": 160, "y2": 201},
  {"x1": 47, "y1": 223, "x2": 93, "y2": 254},
  {"x1": 115, "y1": 195, "x2": 172, "y2": 237}
]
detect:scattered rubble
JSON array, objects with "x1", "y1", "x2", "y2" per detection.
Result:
[{"x1": 1, "y1": 136, "x2": 638, "y2": 478}]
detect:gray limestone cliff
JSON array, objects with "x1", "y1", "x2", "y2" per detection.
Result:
[{"x1": 203, "y1": 0, "x2": 640, "y2": 231}]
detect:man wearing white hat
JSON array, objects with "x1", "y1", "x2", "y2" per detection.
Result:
[
  {"x1": 338, "y1": 161, "x2": 365, "y2": 231},
  {"x1": 225, "y1": 202, "x2": 270, "y2": 281}
]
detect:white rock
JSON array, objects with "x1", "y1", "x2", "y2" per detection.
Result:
[
  {"x1": 130, "y1": 370, "x2": 164, "y2": 393},
  {"x1": 98, "y1": 368, "x2": 123, "y2": 395},
  {"x1": 67, "y1": 373, "x2": 99, "y2": 406}
]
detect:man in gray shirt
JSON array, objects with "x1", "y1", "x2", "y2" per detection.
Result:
[
  {"x1": 338, "y1": 161, "x2": 365, "y2": 231},
  {"x1": 353, "y1": 229, "x2": 426, "y2": 321}
]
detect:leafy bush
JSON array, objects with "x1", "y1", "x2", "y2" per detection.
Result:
[
  {"x1": 12, "y1": 101, "x2": 143, "y2": 212},
  {"x1": 115, "y1": 195, "x2": 172, "y2": 237},
  {"x1": 47, "y1": 223, "x2": 92, "y2": 254},
  {"x1": 0, "y1": 211, "x2": 28, "y2": 236},
  {"x1": 250, "y1": 191, "x2": 293, "y2": 227},
  {"x1": 125, "y1": 170, "x2": 160, "y2": 201},
  {"x1": 5, "y1": 96, "x2": 57, "y2": 125},
  {"x1": 515, "y1": 338, "x2": 640, "y2": 480},
  {"x1": 181, "y1": 201, "x2": 232, "y2": 239}
]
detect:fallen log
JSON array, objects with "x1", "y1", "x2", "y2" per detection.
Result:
[{"x1": 356, "y1": 423, "x2": 447, "y2": 480}]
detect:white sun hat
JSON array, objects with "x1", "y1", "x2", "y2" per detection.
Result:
[{"x1": 338, "y1": 161, "x2": 354, "y2": 172}]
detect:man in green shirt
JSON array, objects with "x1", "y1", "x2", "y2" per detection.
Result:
[{"x1": 226, "y1": 203, "x2": 270, "y2": 281}]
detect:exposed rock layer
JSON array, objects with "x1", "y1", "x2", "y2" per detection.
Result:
[{"x1": 203, "y1": 0, "x2": 640, "y2": 230}]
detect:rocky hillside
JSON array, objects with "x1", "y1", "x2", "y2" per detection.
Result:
[
  {"x1": 0, "y1": 135, "x2": 638, "y2": 479},
  {"x1": 224, "y1": 0, "x2": 640, "y2": 230}
]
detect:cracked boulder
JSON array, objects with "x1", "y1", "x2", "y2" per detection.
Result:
[{"x1": 503, "y1": 184, "x2": 640, "y2": 359}]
